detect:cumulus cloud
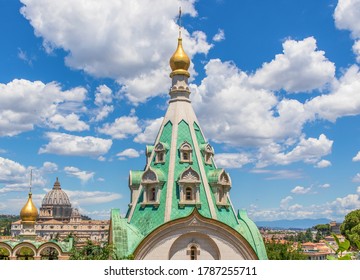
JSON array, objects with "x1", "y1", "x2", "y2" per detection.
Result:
[
  {"x1": 280, "y1": 196, "x2": 293, "y2": 210},
  {"x1": 334, "y1": 0, "x2": 360, "y2": 38},
  {"x1": 192, "y1": 59, "x2": 309, "y2": 147},
  {"x1": 353, "y1": 151, "x2": 360, "y2": 161},
  {"x1": 20, "y1": 0, "x2": 212, "y2": 103},
  {"x1": 0, "y1": 157, "x2": 46, "y2": 190},
  {"x1": 257, "y1": 134, "x2": 333, "y2": 167},
  {"x1": 214, "y1": 153, "x2": 253, "y2": 169},
  {"x1": 212, "y1": 29, "x2": 225, "y2": 42},
  {"x1": 40, "y1": 162, "x2": 58, "y2": 173},
  {"x1": 39, "y1": 132, "x2": 112, "y2": 157},
  {"x1": 291, "y1": 186, "x2": 311, "y2": 195},
  {"x1": 305, "y1": 65, "x2": 360, "y2": 122},
  {"x1": 134, "y1": 117, "x2": 164, "y2": 144},
  {"x1": 250, "y1": 37, "x2": 335, "y2": 93},
  {"x1": 117, "y1": 148, "x2": 141, "y2": 160},
  {"x1": 64, "y1": 166, "x2": 95, "y2": 184},
  {"x1": 319, "y1": 183, "x2": 331, "y2": 189},
  {"x1": 315, "y1": 159, "x2": 332, "y2": 168},
  {"x1": 91, "y1": 85, "x2": 114, "y2": 122},
  {"x1": 65, "y1": 189, "x2": 122, "y2": 206},
  {"x1": 98, "y1": 115, "x2": 142, "y2": 139},
  {"x1": 334, "y1": 0, "x2": 360, "y2": 62},
  {"x1": 353, "y1": 173, "x2": 360, "y2": 183},
  {"x1": 0, "y1": 79, "x2": 88, "y2": 136}
]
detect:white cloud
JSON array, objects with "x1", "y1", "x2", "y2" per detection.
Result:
[
  {"x1": 117, "y1": 148, "x2": 141, "y2": 160},
  {"x1": 334, "y1": 1, "x2": 360, "y2": 64},
  {"x1": 257, "y1": 134, "x2": 333, "y2": 167},
  {"x1": 0, "y1": 157, "x2": 46, "y2": 189},
  {"x1": 65, "y1": 189, "x2": 122, "y2": 206},
  {"x1": 192, "y1": 59, "x2": 309, "y2": 147},
  {"x1": 48, "y1": 113, "x2": 89, "y2": 131},
  {"x1": 39, "y1": 132, "x2": 112, "y2": 157},
  {"x1": 319, "y1": 183, "x2": 331, "y2": 189},
  {"x1": 250, "y1": 169, "x2": 303, "y2": 180},
  {"x1": 90, "y1": 85, "x2": 115, "y2": 122},
  {"x1": 20, "y1": 0, "x2": 212, "y2": 103},
  {"x1": 315, "y1": 159, "x2": 332, "y2": 168},
  {"x1": 353, "y1": 40, "x2": 360, "y2": 63},
  {"x1": 64, "y1": 166, "x2": 95, "y2": 184},
  {"x1": 250, "y1": 37, "x2": 335, "y2": 93},
  {"x1": 334, "y1": 0, "x2": 360, "y2": 38},
  {"x1": 291, "y1": 186, "x2": 311, "y2": 195},
  {"x1": 305, "y1": 65, "x2": 360, "y2": 122},
  {"x1": 94, "y1": 85, "x2": 113, "y2": 106},
  {"x1": 353, "y1": 173, "x2": 360, "y2": 183},
  {"x1": 0, "y1": 79, "x2": 87, "y2": 136},
  {"x1": 134, "y1": 117, "x2": 164, "y2": 144},
  {"x1": 212, "y1": 29, "x2": 225, "y2": 42},
  {"x1": 98, "y1": 115, "x2": 142, "y2": 139},
  {"x1": 40, "y1": 162, "x2": 58, "y2": 173},
  {"x1": 353, "y1": 151, "x2": 360, "y2": 161},
  {"x1": 280, "y1": 196, "x2": 293, "y2": 210},
  {"x1": 214, "y1": 153, "x2": 253, "y2": 169}
]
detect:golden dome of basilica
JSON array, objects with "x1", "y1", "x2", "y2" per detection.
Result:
[
  {"x1": 20, "y1": 192, "x2": 38, "y2": 223},
  {"x1": 169, "y1": 36, "x2": 190, "y2": 78}
]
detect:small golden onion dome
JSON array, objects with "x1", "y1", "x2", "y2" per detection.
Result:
[
  {"x1": 20, "y1": 192, "x2": 38, "y2": 223},
  {"x1": 169, "y1": 37, "x2": 190, "y2": 78}
]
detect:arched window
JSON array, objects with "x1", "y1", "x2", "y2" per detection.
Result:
[
  {"x1": 185, "y1": 187, "x2": 192, "y2": 200},
  {"x1": 179, "y1": 142, "x2": 193, "y2": 163},
  {"x1": 190, "y1": 246, "x2": 197, "y2": 260},
  {"x1": 149, "y1": 187, "x2": 156, "y2": 201},
  {"x1": 154, "y1": 142, "x2": 167, "y2": 164},
  {"x1": 178, "y1": 167, "x2": 201, "y2": 207}
]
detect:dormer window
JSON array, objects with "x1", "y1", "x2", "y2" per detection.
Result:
[
  {"x1": 208, "y1": 169, "x2": 231, "y2": 208},
  {"x1": 178, "y1": 167, "x2": 201, "y2": 208},
  {"x1": 180, "y1": 141, "x2": 193, "y2": 163},
  {"x1": 154, "y1": 142, "x2": 167, "y2": 164},
  {"x1": 201, "y1": 143, "x2": 214, "y2": 165},
  {"x1": 140, "y1": 167, "x2": 165, "y2": 208}
]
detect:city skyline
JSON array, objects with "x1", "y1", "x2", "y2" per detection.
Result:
[{"x1": 1, "y1": 0, "x2": 360, "y2": 222}]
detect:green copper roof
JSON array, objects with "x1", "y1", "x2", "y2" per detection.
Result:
[
  {"x1": 110, "y1": 209, "x2": 143, "y2": 258},
  {"x1": 129, "y1": 171, "x2": 143, "y2": 186},
  {"x1": 237, "y1": 210, "x2": 268, "y2": 260}
]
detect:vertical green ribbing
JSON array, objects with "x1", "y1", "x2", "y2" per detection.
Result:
[
  {"x1": 170, "y1": 120, "x2": 211, "y2": 220},
  {"x1": 129, "y1": 122, "x2": 172, "y2": 236},
  {"x1": 194, "y1": 122, "x2": 239, "y2": 228}
]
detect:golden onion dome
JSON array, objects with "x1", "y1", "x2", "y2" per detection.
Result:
[
  {"x1": 169, "y1": 37, "x2": 190, "y2": 78},
  {"x1": 20, "y1": 192, "x2": 38, "y2": 223}
]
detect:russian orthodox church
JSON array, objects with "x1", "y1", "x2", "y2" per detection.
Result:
[{"x1": 109, "y1": 30, "x2": 268, "y2": 260}]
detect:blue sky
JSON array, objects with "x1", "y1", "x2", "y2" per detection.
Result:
[{"x1": 1, "y1": 0, "x2": 360, "y2": 222}]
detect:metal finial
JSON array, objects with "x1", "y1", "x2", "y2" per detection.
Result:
[
  {"x1": 29, "y1": 169, "x2": 33, "y2": 193},
  {"x1": 177, "y1": 7, "x2": 182, "y2": 38}
]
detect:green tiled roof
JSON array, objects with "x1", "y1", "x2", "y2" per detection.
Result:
[
  {"x1": 129, "y1": 170, "x2": 143, "y2": 186},
  {"x1": 110, "y1": 209, "x2": 143, "y2": 258}
]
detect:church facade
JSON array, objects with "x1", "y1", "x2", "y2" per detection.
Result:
[
  {"x1": 109, "y1": 32, "x2": 267, "y2": 260},
  {"x1": 11, "y1": 178, "x2": 109, "y2": 245}
]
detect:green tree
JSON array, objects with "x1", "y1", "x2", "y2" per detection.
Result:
[
  {"x1": 340, "y1": 209, "x2": 360, "y2": 248},
  {"x1": 70, "y1": 240, "x2": 114, "y2": 260},
  {"x1": 305, "y1": 228, "x2": 313, "y2": 242},
  {"x1": 265, "y1": 240, "x2": 307, "y2": 260}
]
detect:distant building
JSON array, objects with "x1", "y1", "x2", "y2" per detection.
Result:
[
  {"x1": 329, "y1": 221, "x2": 341, "y2": 234},
  {"x1": 301, "y1": 242, "x2": 332, "y2": 260},
  {"x1": 11, "y1": 178, "x2": 109, "y2": 246},
  {"x1": 1, "y1": 191, "x2": 72, "y2": 260}
]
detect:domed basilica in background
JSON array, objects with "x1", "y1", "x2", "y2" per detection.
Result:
[{"x1": 11, "y1": 178, "x2": 109, "y2": 244}]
